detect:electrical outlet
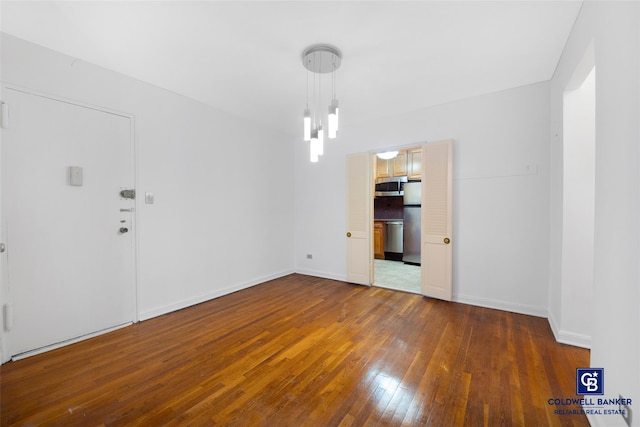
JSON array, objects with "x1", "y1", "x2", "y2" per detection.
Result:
[
  {"x1": 306, "y1": 254, "x2": 313, "y2": 259},
  {"x1": 619, "y1": 394, "x2": 632, "y2": 426}
]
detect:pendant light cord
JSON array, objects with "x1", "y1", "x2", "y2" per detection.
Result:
[
  {"x1": 332, "y1": 58, "x2": 336, "y2": 100},
  {"x1": 313, "y1": 52, "x2": 317, "y2": 128},
  {"x1": 319, "y1": 52, "x2": 322, "y2": 127},
  {"x1": 306, "y1": 64, "x2": 309, "y2": 110}
]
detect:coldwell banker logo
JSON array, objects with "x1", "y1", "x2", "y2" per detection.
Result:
[
  {"x1": 550, "y1": 368, "x2": 632, "y2": 418},
  {"x1": 577, "y1": 368, "x2": 604, "y2": 395}
]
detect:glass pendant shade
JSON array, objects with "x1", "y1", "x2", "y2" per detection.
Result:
[
  {"x1": 303, "y1": 109, "x2": 311, "y2": 141},
  {"x1": 318, "y1": 125, "x2": 324, "y2": 155},
  {"x1": 328, "y1": 101, "x2": 338, "y2": 139},
  {"x1": 310, "y1": 129, "x2": 319, "y2": 163}
]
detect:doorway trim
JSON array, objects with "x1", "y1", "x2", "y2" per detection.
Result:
[
  {"x1": 550, "y1": 41, "x2": 595, "y2": 349},
  {"x1": 370, "y1": 142, "x2": 424, "y2": 293},
  {"x1": 368, "y1": 139, "x2": 453, "y2": 301}
]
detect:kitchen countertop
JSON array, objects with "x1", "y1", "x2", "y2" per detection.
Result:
[{"x1": 374, "y1": 218, "x2": 403, "y2": 222}]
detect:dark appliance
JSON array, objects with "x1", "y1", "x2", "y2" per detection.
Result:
[{"x1": 403, "y1": 181, "x2": 421, "y2": 265}]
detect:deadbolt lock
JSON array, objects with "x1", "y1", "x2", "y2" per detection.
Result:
[{"x1": 120, "y1": 189, "x2": 136, "y2": 199}]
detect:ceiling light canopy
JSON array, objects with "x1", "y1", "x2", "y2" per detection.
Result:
[{"x1": 302, "y1": 44, "x2": 341, "y2": 162}]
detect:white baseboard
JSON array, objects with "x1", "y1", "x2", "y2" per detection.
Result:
[
  {"x1": 139, "y1": 269, "x2": 295, "y2": 321},
  {"x1": 547, "y1": 310, "x2": 591, "y2": 349},
  {"x1": 294, "y1": 268, "x2": 347, "y2": 283},
  {"x1": 453, "y1": 292, "x2": 547, "y2": 318}
]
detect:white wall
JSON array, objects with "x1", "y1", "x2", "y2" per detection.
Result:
[
  {"x1": 549, "y1": 3, "x2": 640, "y2": 426},
  {"x1": 295, "y1": 82, "x2": 551, "y2": 316},
  {"x1": 0, "y1": 34, "x2": 295, "y2": 336}
]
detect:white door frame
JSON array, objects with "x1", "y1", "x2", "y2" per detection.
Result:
[{"x1": 0, "y1": 84, "x2": 139, "y2": 362}]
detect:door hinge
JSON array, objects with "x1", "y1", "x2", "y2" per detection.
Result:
[
  {"x1": 3, "y1": 304, "x2": 13, "y2": 332},
  {"x1": 1, "y1": 102, "x2": 8, "y2": 129}
]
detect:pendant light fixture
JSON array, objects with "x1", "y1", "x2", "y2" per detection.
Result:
[{"x1": 302, "y1": 44, "x2": 341, "y2": 162}]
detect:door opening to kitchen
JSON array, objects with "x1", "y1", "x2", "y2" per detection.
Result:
[{"x1": 372, "y1": 148, "x2": 421, "y2": 294}]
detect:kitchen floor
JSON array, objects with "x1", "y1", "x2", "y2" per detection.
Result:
[{"x1": 373, "y1": 259, "x2": 421, "y2": 294}]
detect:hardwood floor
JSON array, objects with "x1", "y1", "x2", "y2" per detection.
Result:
[{"x1": 1, "y1": 274, "x2": 589, "y2": 426}]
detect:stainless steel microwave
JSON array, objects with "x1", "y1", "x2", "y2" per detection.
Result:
[{"x1": 375, "y1": 176, "x2": 407, "y2": 197}]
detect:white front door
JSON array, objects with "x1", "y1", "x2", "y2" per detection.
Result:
[
  {"x1": 346, "y1": 153, "x2": 373, "y2": 285},
  {"x1": 421, "y1": 140, "x2": 453, "y2": 300},
  {"x1": 2, "y1": 87, "x2": 136, "y2": 358}
]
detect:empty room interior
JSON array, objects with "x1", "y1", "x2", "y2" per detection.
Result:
[{"x1": 1, "y1": 1, "x2": 639, "y2": 426}]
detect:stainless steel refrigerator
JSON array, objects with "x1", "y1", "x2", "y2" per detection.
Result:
[{"x1": 402, "y1": 181, "x2": 421, "y2": 265}]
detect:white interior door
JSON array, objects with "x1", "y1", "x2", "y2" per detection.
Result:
[
  {"x1": 346, "y1": 153, "x2": 372, "y2": 285},
  {"x1": 3, "y1": 88, "x2": 136, "y2": 358},
  {"x1": 421, "y1": 140, "x2": 453, "y2": 300}
]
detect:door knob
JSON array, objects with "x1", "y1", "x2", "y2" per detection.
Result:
[
  {"x1": 444, "y1": 237, "x2": 450, "y2": 244},
  {"x1": 346, "y1": 232, "x2": 352, "y2": 238},
  {"x1": 119, "y1": 227, "x2": 129, "y2": 234}
]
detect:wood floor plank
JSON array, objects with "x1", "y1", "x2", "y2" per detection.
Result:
[{"x1": 1, "y1": 274, "x2": 590, "y2": 426}]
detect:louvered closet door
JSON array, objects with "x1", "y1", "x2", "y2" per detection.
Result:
[
  {"x1": 421, "y1": 140, "x2": 453, "y2": 300},
  {"x1": 346, "y1": 153, "x2": 373, "y2": 286}
]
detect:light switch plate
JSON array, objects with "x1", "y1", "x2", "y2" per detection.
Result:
[
  {"x1": 145, "y1": 192, "x2": 154, "y2": 204},
  {"x1": 69, "y1": 166, "x2": 83, "y2": 186}
]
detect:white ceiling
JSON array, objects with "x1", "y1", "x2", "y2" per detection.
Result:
[{"x1": 1, "y1": 1, "x2": 582, "y2": 136}]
